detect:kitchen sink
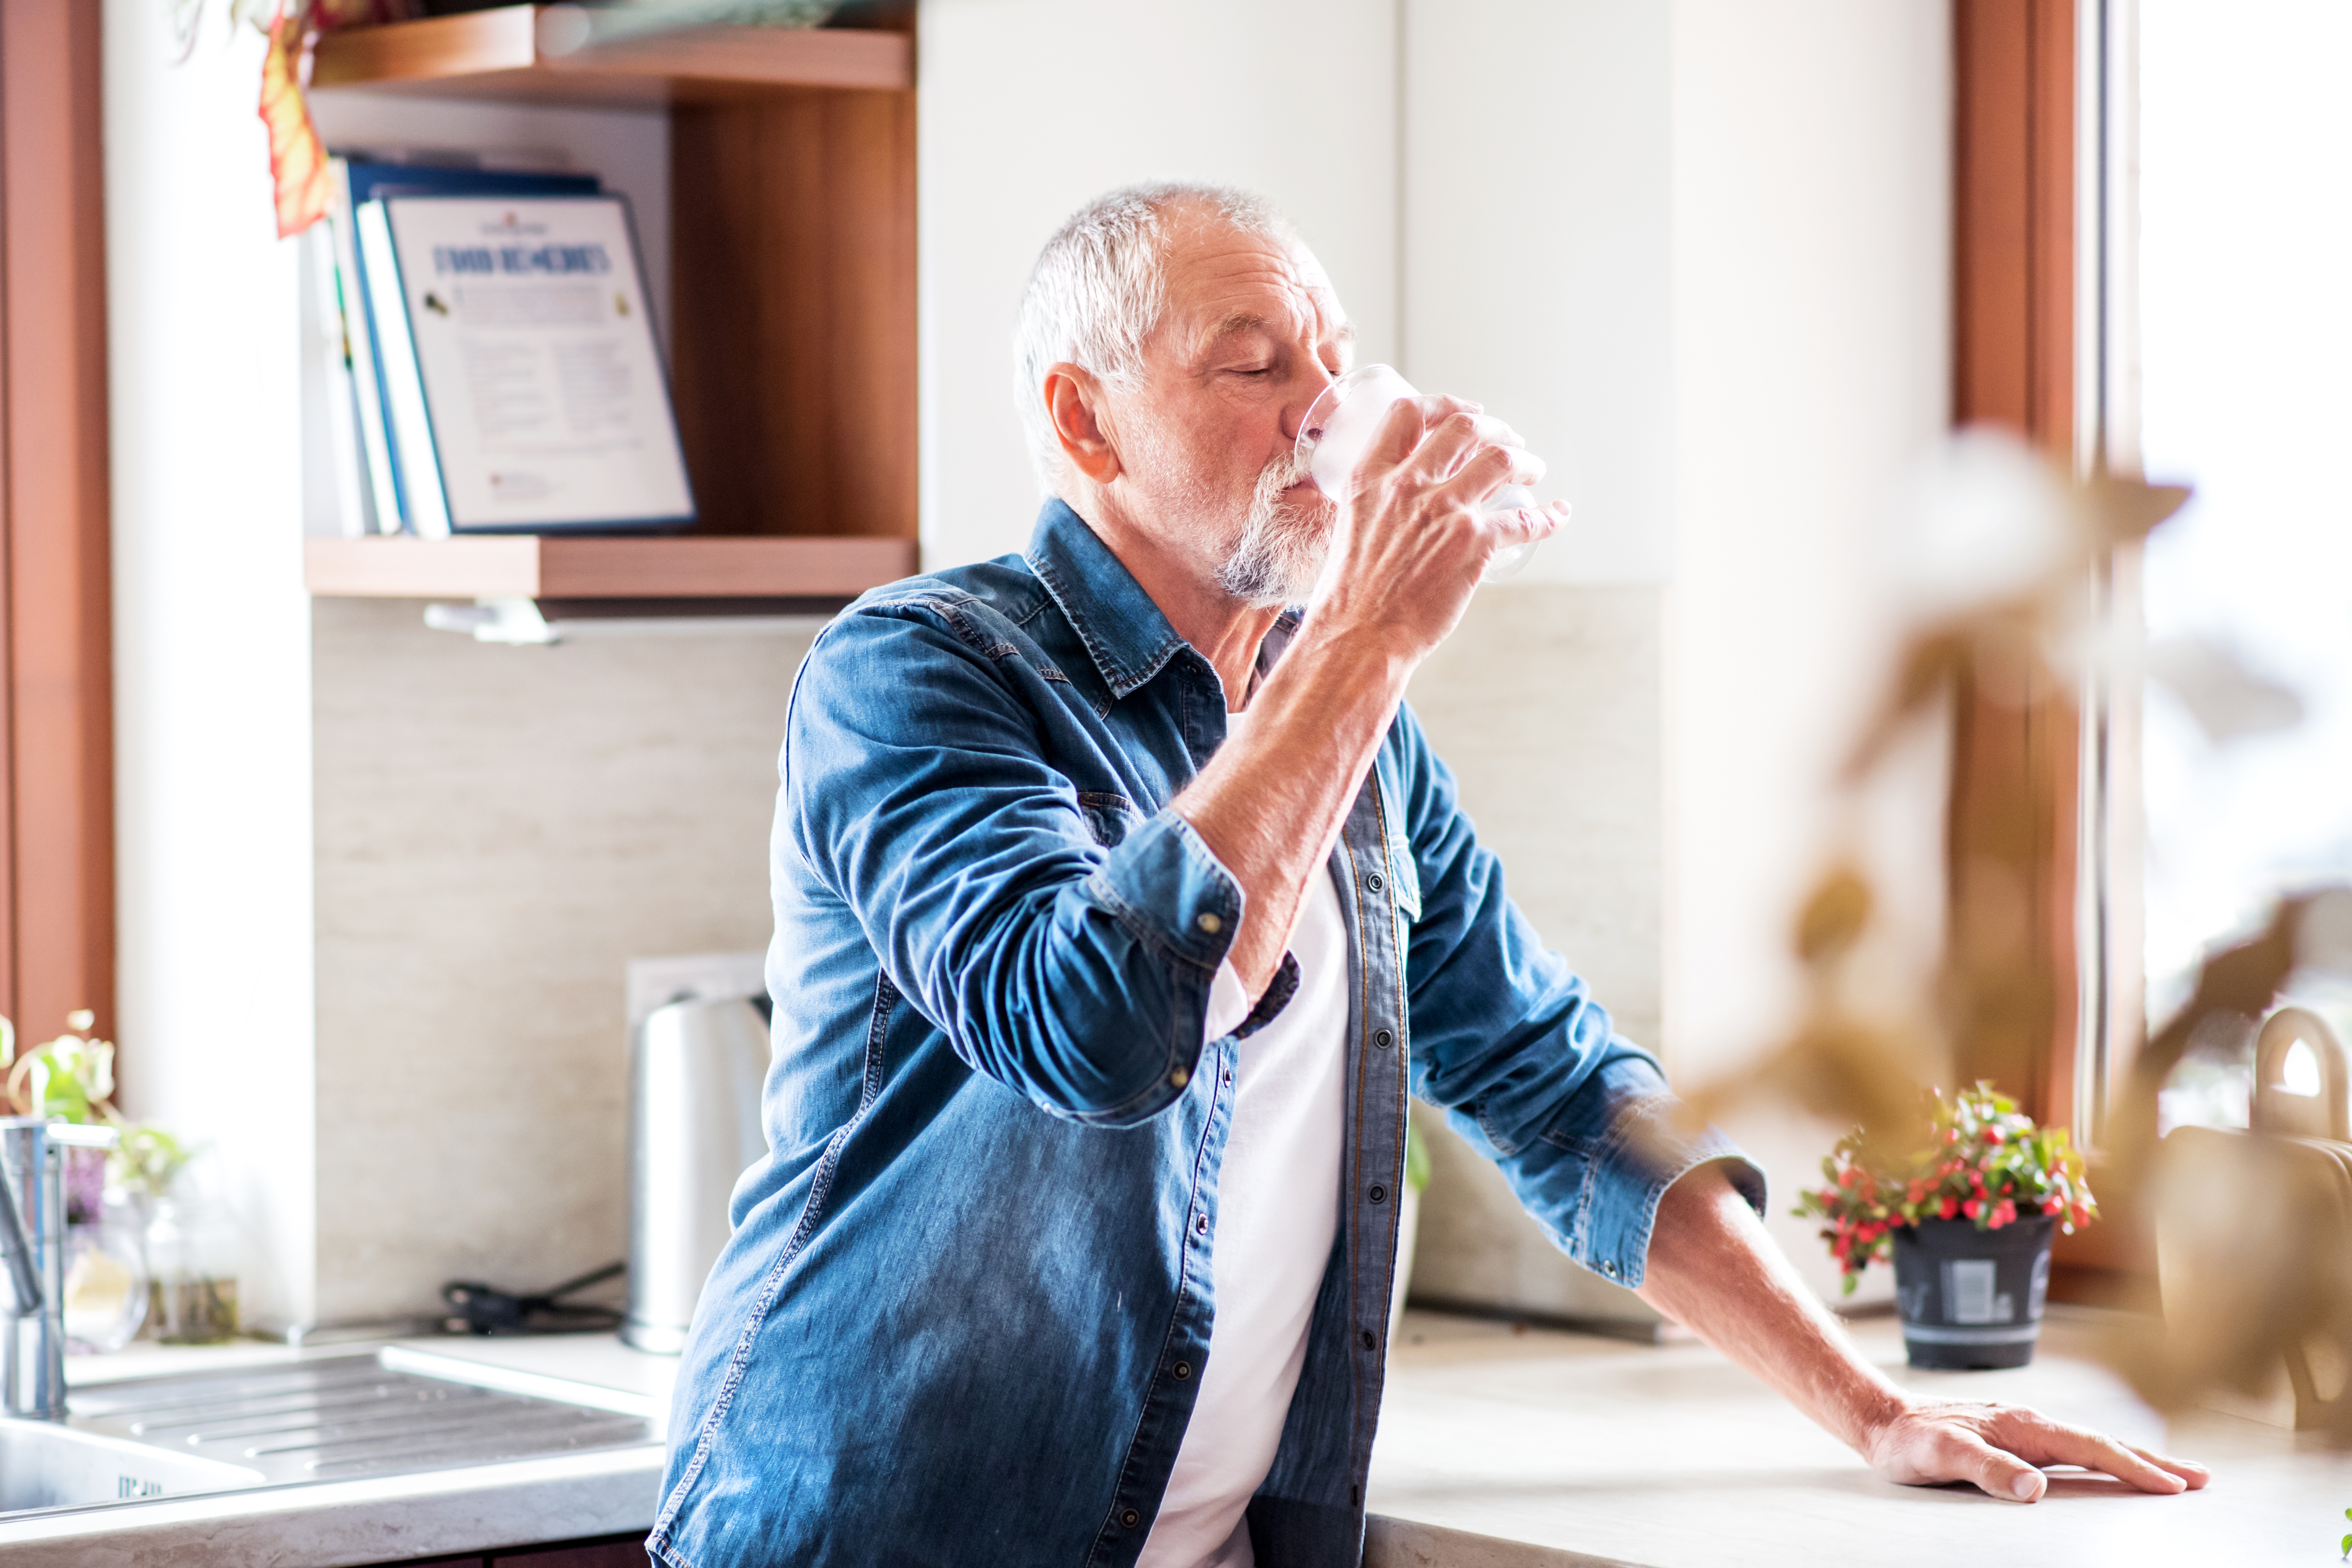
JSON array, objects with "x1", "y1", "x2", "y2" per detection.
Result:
[
  {"x1": 2, "y1": 1345, "x2": 657, "y2": 1520},
  {"x1": 0, "y1": 1421, "x2": 264, "y2": 1513}
]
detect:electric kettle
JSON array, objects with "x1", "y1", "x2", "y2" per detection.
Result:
[{"x1": 623, "y1": 994, "x2": 772, "y2": 1353}]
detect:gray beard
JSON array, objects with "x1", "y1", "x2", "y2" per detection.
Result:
[{"x1": 1216, "y1": 452, "x2": 1327, "y2": 608}]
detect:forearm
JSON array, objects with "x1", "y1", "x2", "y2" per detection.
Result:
[
  {"x1": 1172, "y1": 624, "x2": 1412, "y2": 993},
  {"x1": 1635, "y1": 1161, "x2": 1907, "y2": 1456}
]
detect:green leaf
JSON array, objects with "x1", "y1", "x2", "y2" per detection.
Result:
[{"x1": 1404, "y1": 1116, "x2": 1433, "y2": 1194}]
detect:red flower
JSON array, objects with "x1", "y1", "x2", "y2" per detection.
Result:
[
  {"x1": 1962, "y1": 1198, "x2": 1982, "y2": 1220},
  {"x1": 1985, "y1": 1128, "x2": 2005, "y2": 1145},
  {"x1": 2043, "y1": 1196, "x2": 2062, "y2": 1215},
  {"x1": 1938, "y1": 1196, "x2": 1959, "y2": 1219}
]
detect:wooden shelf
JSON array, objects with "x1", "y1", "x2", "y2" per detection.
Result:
[
  {"x1": 311, "y1": 6, "x2": 912, "y2": 106},
  {"x1": 305, "y1": 535, "x2": 915, "y2": 600}
]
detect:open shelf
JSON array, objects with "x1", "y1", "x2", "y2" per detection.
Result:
[
  {"x1": 306, "y1": 8, "x2": 918, "y2": 575},
  {"x1": 311, "y1": 6, "x2": 912, "y2": 105},
  {"x1": 305, "y1": 535, "x2": 916, "y2": 600}
]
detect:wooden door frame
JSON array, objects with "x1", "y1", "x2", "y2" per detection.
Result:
[{"x1": 0, "y1": 0, "x2": 114, "y2": 1052}]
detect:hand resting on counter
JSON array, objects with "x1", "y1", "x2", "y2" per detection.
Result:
[{"x1": 1636, "y1": 1161, "x2": 2213, "y2": 1504}]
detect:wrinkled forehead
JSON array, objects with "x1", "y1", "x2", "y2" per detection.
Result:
[{"x1": 1155, "y1": 212, "x2": 1349, "y2": 365}]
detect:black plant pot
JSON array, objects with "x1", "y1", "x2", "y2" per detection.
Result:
[{"x1": 1890, "y1": 1214, "x2": 2055, "y2": 1370}]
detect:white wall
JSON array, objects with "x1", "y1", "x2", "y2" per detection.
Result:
[
  {"x1": 1662, "y1": 0, "x2": 1950, "y2": 1299},
  {"x1": 916, "y1": 0, "x2": 1401, "y2": 571},
  {"x1": 1402, "y1": 1, "x2": 1678, "y2": 584},
  {"x1": 106, "y1": 3, "x2": 318, "y2": 1326}
]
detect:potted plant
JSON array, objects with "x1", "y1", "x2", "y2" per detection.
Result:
[{"x1": 1796, "y1": 1082, "x2": 2096, "y2": 1369}]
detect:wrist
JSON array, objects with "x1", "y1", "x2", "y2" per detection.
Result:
[
  {"x1": 1848, "y1": 1379, "x2": 1918, "y2": 1462},
  {"x1": 1289, "y1": 618, "x2": 1416, "y2": 698}
]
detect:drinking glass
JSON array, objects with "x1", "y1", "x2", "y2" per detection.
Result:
[{"x1": 1295, "y1": 363, "x2": 1547, "y2": 581}]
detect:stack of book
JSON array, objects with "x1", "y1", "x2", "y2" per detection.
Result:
[{"x1": 309, "y1": 158, "x2": 697, "y2": 538}]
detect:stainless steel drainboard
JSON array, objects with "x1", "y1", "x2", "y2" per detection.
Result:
[{"x1": 61, "y1": 1348, "x2": 657, "y2": 1488}]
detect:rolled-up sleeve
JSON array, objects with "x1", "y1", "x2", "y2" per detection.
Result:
[
  {"x1": 1389, "y1": 703, "x2": 1765, "y2": 1287},
  {"x1": 787, "y1": 599, "x2": 1240, "y2": 1126}
]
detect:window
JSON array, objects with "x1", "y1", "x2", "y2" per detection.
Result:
[{"x1": 2136, "y1": 0, "x2": 2352, "y2": 1129}]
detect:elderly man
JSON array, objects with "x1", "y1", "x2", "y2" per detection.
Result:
[{"x1": 649, "y1": 183, "x2": 2205, "y2": 1568}]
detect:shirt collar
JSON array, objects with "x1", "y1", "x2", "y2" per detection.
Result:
[{"x1": 1023, "y1": 498, "x2": 1189, "y2": 700}]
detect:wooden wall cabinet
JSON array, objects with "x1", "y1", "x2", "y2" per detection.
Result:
[{"x1": 304, "y1": 4, "x2": 917, "y2": 601}]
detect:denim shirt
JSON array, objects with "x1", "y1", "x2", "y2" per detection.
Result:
[{"x1": 649, "y1": 500, "x2": 1761, "y2": 1568}]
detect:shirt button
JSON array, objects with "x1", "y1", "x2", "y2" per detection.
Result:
[
  {"x1": 1365, "y1": 872, "x2": 1385, "y2": 893},
  {"x1": 1173, "y1": 1360, "x2": 1192, "y2": 1380},
  {"x1": 1196, "y1": 912, "x2": 1222, "y2": 934},
  {"x1": 1359, "y1": 1330, "x2": 1377, "y2": 1350},
  {"x1": 1195, "y1": 1215, "x2": 1208, "y2": 1235},
  {"x1": 1602, "y1": 1260, "x2": 1618, "y2": 1278},
  {"x1": 1368, "y1": 1184, "x2": 1387, "y2": 1204},
  {"x1": 1373, "y1": 1029, "x2": 1393, "y2": 1050},
  {"x1": 1122, "y1": 1508, "x2": 1141, "y2": 1529}
]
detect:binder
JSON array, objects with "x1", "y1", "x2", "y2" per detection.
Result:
[
  {"x1": 321, "y1": 159, "x2": 602, "y2": 534},
  {"x1": 360, "y1": 192, "x2": 695, "y2": 536}
]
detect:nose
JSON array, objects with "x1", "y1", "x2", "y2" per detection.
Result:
[{"x1": 1284, "y1": 363, "x2": 1341, "y2": 446}]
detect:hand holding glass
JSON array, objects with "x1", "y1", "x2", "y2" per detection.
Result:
[{"x1": 1295, "y1": 364, "x2": 1553, "y2": 582}]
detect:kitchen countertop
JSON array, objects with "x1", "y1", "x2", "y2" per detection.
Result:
[
  {"x1": 1364, "y1": 1306, "x2": 2352, "y2": 1568},
  {"x1": 7, "y1": 1309, "x2": 2345, "y2": 1565},
  {"x1": 0, "y1": 1332, "x2": 677, "y2": 1567}
]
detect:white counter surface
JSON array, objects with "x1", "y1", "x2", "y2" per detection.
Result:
[
  {"x1": 6, "y1": 1311, "x2": 2342, "y2": 1566},
  {"x1": 1365, "y1": 1307, "x2": 2352, "y2": 1568}
]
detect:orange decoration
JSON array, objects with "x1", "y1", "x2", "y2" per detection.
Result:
[{"x1": 259, "y1": 2, "x2": 329, "y2": 238}]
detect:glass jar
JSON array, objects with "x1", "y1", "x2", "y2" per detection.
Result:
[{"x1": 141, "y1": 1196, "x2": 241, "y2": 1344}]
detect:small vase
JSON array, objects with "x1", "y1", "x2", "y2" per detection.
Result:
[
  {"x1": 1892, "y1": 1214, "x2": 2055, "y2": 1370},
  {"x1": 141, "y1": 1196, "x2": 242, "y2": 1345}
]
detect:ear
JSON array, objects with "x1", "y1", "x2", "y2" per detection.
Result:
[{"x1": 1044, "y1": 364, "x2": 1122, "y2": 486}]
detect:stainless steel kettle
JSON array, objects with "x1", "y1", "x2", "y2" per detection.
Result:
[{"x1": 624, "y1": 994, "x2": 772, "y2": 1353}]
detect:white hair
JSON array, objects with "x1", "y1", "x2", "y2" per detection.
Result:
[{"x1": 1012, "y1": 181, "x2": 1298, "y2": 495}]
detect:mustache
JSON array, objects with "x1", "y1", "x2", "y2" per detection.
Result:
[
  {"x1": 1263, "y1": 446, "x2": 1311, "y2": 489},
  {"x1": 1252, "y1": 446, "x2": 1313, "y2": 507}
]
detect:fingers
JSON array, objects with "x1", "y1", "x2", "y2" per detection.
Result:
[
  {"x1": 1407, "y1": 410, "x2": 1534, "y2": 489},
  {"x1": 1993, "y1": 1413, "x2": 2193, "y2": 1495},
  {"x1": 2127, "y1": 1443, "x2": 2212, "y2": 1490},
  {"x1": 1427, "y1": 440, "x2": 1545, "y2": 512},
  {"x1": 1484, "y1": 499, "x2": 1567, "y2": 551},
  {"x1": 1359, "y1": 394, "x2": 1477, "y2": 472},
  {"x1": 1941, "y1": 1426, "x2": 2048, "y2": 1503}
]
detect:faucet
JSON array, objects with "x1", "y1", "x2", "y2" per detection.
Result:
[{"x1": 0, "y1": 1117, "x2": 119, "y2": 1420}]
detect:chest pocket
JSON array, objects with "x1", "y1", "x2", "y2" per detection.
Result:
[{"x1": 1077, "y1": 792, "x2": 1146, "y2": 849}]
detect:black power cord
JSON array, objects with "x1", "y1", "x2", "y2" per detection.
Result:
[{"x1": 442, "y1": 1260, "x2": 627, "y2": 1336}]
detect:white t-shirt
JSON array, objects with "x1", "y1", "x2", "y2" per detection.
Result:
[{"x1": 1137, "y1": 708, "x2": 1351, "y2": 1568}]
